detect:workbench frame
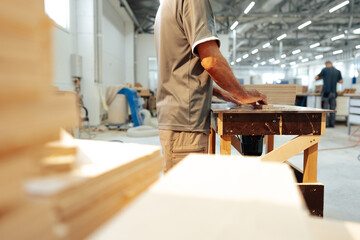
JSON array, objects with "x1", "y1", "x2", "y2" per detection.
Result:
[{"x1": 210, "y1": 109, "x2": 327, "y2": 216}]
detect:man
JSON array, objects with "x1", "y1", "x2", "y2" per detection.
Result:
[
  {"x1": 155, "y1": 0, "x2": 267, "y2": 172},
  {"x1": 315, "y1": 61, "x2": 343, "y2": 128}
]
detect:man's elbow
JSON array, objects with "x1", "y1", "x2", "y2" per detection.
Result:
[{"x1": 201, "y1": 56, "x2": 218, "y2": 75}]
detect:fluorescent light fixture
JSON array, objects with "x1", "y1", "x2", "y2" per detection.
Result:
[
  {"x1": 310, "y1": 42, "x2": 320, "y2": 48},
  {"x1": 269, "y1": 58, "x2": 275, "y2": 63},
  {"x1": 230, "y1": 21, "x2": 239, "y2": 31},
  {"x1": 292, "y1": 49, "x2": 301, "y2": 55},
  {"x1": 356, "y1": 45, "x2": 360, "y2": 49},
  {"x1": 315, "y1": 54, "x2": 323, "y2": 60},
  {"x1": 244, "y1": 1, "x2": 255, "y2": 14},
  {"x1": 251, "y1": 49, "x2": 259, "y2": 54},
  {"x1": 253, "y1": 63, "x2": 259, "y2": 68},
  {"x1": 256, "y1": 57, "x2": 261, "y2": 60},
  {"x1": 260, "y1": 61, "x2": 266, "y2": 65},
  {"x1": 273, "y1": 59, "x2": 281, "y2": 64},
  {"x1": 298, "y1": 20, "x2": 312, "y2": 30},
  {"x1": 277, "y1": 34, "x2": 287, "y2": 41},
  {"x1": 290, "y1": 61, "x2": 296, "y2": 66},
  {"x1": 329, "y1": 0, "x2": 350, "y2": 13},
  {"x1": 331, "y1": 34, "x2": 345, "y2": 41},
  {"x1": 333, "y1": 49, "x2": 343, "y2": 55},
  {"x1": 243, "y1": 54, "x2": 249, "y2": 59},
  {"x1": 281, "y1": 64, "x2": 286, "y2": 68},
  {"x1": 353, "y1": 28, "x2": 360, "y2": 34},
  {"x1": 262, "y1": 42, "x2": 271, "y2": 48},
  {"x1": 236, "y1": 58, "x2": 242, "y2": 62},
  {"x1": 281, "y1": 54, "x2": 286, "y2": 58},
  {"x1": 298, "y1": 56, "x2": 303, "y2": 60},
  {"x1": 301, "y1": 58, "x2": 309, "y2": 63},
  {"x1": 231, "y1": 61, "x2": 235, "y2": 65}
]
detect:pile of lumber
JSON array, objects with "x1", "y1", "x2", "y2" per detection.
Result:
[
  {"x1": 0, "y1": 0, "x2": 78, "y2": 239},
  {"x1": 25, "y1": 140, "x2": 162, "y2": 239},
  {"x1": 244, "y1": 84, "x2": 297, "y2": 105}
]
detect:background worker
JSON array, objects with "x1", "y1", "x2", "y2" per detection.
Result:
[
  {"x1": 154, "y1": 0, "x2": 267, "y2": 172},
  {"x1": 315, "y1": 61, "x2": 343, "y2": 128}
]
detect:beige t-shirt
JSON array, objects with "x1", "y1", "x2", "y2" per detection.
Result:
[{"x1": 154, "y1": 0, "x2": 220, "y2": 133}]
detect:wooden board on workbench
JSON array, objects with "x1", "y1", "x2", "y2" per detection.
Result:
[{"x1": 244, "y1": 84, "x2": 297, "y2": 105}]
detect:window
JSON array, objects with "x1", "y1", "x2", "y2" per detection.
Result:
[
  {"x1": 44, "y1": 0, "x2": 70, "y2": 31},
  {"x1": 148, "y1": 57, "x2": 158, "y2": 92}
]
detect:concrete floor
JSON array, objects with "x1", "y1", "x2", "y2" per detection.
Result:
[{"x1": 80, "y1": 123, "x2": 360, "y2": 223}]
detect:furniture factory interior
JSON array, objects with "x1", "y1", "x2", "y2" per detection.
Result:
[{"x1": 2, "y1": 0, "x2": 360, "y2": 239}]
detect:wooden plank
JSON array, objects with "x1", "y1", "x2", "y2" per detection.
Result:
[
  {"x1": 266, "y1": 135, "x2": 274, "y2": 153},
  {"x1": 209, "y1": 127, "x2": 215, "y2": 154},
  {"x1": 231, "y1": 135, "x2": 243, "y2": 155},
  {"x1": 90, "y1": 154, "x2": 315, "y2": 240},
  {"x1": 303, "y1": 143, "x2": 318, "y2": 183},
  {"x1": 220, "y1": 135, "x2": 231, "y2": 155},
  {"x1": 244, "y1": 84, "x2": 297, "y2": 105},
  {"x1": 298, "y1": 183, "x2": 324, "y2": 217},
  {"x1": 261, "y1": 135, "x2": 320, "y2": 163},
  {"x1": 217, "y1": 113, "x2": 224, "y2": 135},
  {"x1": 321, "y1": 113, "x2": 326, "y2": 135}
]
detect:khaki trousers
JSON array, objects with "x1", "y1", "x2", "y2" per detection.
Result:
[{"x1": 159, "y1": 130, "x2": 209, "y2": 172}]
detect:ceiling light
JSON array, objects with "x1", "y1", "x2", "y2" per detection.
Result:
[
  {"x1": 273, "y1": 59, "x2": 280, "y2": 64},
  {"x1": 230, "y1": 21, "x2": 239, "y2": 31},
  {"x1": 236, "y1": 58, "x2": 242, "y2": 62},
  {"x1": 353, "y1": 28, "x2": 360, "y2": 34},
  {"x1": 315, "y1": 54, "x2": 323, "y2": 59},
  {"x1": 301, "y1": 58, "x2": 309, "y2": 63},
  {"x1": 253, "y1": 63, "x2": 259, "y2": 68},
  {"x1": 269, "y1": 58, "x2": 275, "y2": 63},
  {"x1": 298, "y1": 56, "x2": 303, "y2": 60},
  {"x1": 281, "y1": 54, "x2": 286, "y2": 58},
  {"x1": 292, "y1": 49, "x2": 301, "y2": 55},
  {"x1": 243, "y1": 54, "x2": 249, "y2": 59},
  {"x1": 331, "y1": 34, "x2": 345, "y2": 41},
  {"x1": 256, "y1": 57, "x2": 261, "y2": 60},
  {"x1": 260, "y1": 61, "x2": 266, "y2": 65},
  {"x1": 298, "y1": 21, "x2": 312, "y2": 30},
  {"x1": 251, "y1": 49, "x2": 259, "y2": 54},
  {"x1": 262, "y1": 42, "x2": 271, "y2": 48},
  {"x1": 277, "y1": 34, "x2": 287, "y2": 41},
  {"x1": 329, "y1": 0, "x2": 350, "y2": 13},
  {"x1": 290, "y1": 61, "x2": 296, "y2": 66},
  {"x1": 310, "y1": 43, "x2": 320, "y2": 48},
  {"x1": 244, "y1": 1, "x2": 255, "y2": 14},
  {"x1": 281, "y1": 64, "x2": 286, "y2": 68},
  {"x1": 333, "y1": 50, "x2": 343, "y2": 55},
  {"x1": 231, "y1": 61, "x2": 235, "y2": 65},
  {"x1": 356, "y1": 45, "x2": 360, "y2": 49}
]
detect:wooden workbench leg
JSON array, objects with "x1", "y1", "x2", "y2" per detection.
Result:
[
  {"x1": 220, "y1": 135, "x2": 231, "y2": 155},
  {"x1": 209, "y1": 127, "x2": 216, "y2": 154},
  {"x1": 266, "y1": 135, "x2": 274, "y2": 153},
  {"x1": 303, "y1": 143, "x2": 318, "y2": 183}
]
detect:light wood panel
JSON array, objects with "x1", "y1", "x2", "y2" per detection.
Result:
[{"x1": 244, "y1": 84, "x2": 297, "y2": 105}]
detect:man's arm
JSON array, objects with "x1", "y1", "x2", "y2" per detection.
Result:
[
  {"x1": 338, "y1": 71, "x2": 343, "y2": 83},
  {"x1": 196, "y1": 40, "x2": 267, "y2": 105},
  {"x1": 315, "y1": 76, "x2": 322, "y2": 81}
]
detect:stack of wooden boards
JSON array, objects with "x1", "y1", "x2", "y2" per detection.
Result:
[
  {"x1": 0, "y1": 0, "x2": 78, "y2": 239},
  {"x1": 244, "y1": 84, "x2": 297, "y2": 105},
  {"x1": 25, "y1": 140, "x2": 162, "y2": 239},
  {"x1": 89, "y1": 154, "x2": 360, "y2": 240}
]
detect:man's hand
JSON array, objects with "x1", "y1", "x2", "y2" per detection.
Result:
[{"x1": 241, "y1": 89, "x2": 268, "y2": 105}]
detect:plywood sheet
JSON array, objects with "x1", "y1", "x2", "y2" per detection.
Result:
[{"x1": 244, "y1": 84, "x2": 297, "y2": 105}]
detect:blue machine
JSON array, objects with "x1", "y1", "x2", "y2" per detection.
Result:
[{"x1": 118, "y1": 88, "x2": 144, "y2": 127}]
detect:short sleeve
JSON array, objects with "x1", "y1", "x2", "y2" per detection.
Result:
[
  {"x1": 318, "y1": 69, "x2": 325, "y2": 78},
  {"x1": 182, "y1": 0, "x2": 220, "y2": 57},
  {"x1": 338, "y1": 70, "x2": 343, "y2": 81}
]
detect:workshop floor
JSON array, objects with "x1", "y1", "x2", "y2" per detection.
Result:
[{"x1": 80, "y1": 123, "x2": 360, "y2": 223}]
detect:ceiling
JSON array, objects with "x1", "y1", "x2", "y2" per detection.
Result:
[{"x1": 123, "y1": 0, "x2": 360, "y2": 66}]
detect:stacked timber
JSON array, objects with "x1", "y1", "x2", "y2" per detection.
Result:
[
  {"x1": 0, "y1": 0, "x2": 78, "y2": 239},
  {"x1": 25, "y1": 140, "x2": 162, "y2": 239},
  {"x1": 244, "y1": 84, "x2": 297, "y2": 105}
]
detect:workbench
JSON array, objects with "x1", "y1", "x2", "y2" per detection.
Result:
[{"x1": 210, "y1": 103, "x2": 333, "y2": 216}]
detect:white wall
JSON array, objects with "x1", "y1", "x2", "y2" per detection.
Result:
[
  {"x1": 134, "y1": 33, "x2": 230, "y2": 88},
  {"x1": 51, "y1": 0, "x2": 135, "y2": 126}
]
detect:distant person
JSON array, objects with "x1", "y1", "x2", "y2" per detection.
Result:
[{"x1": 315, "y1": 61, "x2": 343, "y2": 128}]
